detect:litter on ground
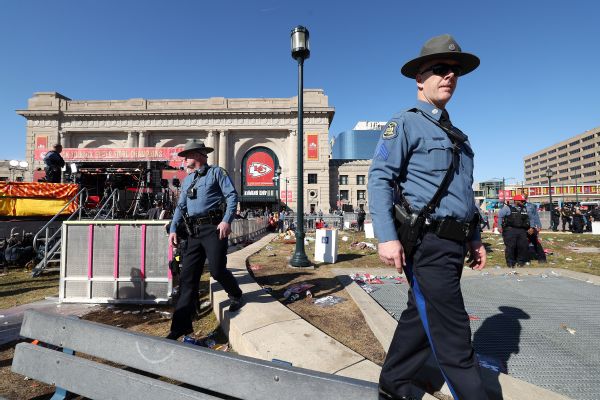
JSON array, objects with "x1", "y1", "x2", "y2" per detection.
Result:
[{"x1": 314, "y1": 295, "x2": 346, "y2": 307}]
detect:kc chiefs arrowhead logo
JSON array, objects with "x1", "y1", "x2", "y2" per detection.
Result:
[{"x1": 248, "y1": 162, "x2": 273, "y2": 178}]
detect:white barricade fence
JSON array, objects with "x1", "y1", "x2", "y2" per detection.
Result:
[{"x1": 60, "y1": 218, "x2": 268, "y2": 304}]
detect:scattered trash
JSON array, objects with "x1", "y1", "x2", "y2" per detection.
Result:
[
  {"x1": 541, "y1": 274, "x2": 549, "y2": 279},
  {"x1": 350, "y1": 241, "x2": 376, "y2": 251},
  {"x1": 360, "y1": 284, "x2": 379, "y2": 294},
  {"x1": 249, "y1": 264, "x2": 262, "y2": 271},
  {"x1": 131, "y1": 311, "x2": 141, "y2": 315},
  {"x1": 268, "y1": 253, "x2": 277, "y2": 257},
  {"x1": 341, "y1": 236, "x2": 349, "y2": 242},
  {"x1": 146, "y1": 308, "x2": 156, "y2": 313},
  {"x1": 560, "y1": 324, "x2": 576, "y2": 335},
  {"x1": 263, "y1": 287, "x2": 273, "y2": 293},
  {"x1": 214, "y1": 343, "x2": 229, "y2": 352},
  {"x1": 481, "y1": 271, "x2": 490, "y2": 276},
  {"x1": 159, "y1": 311, "x2": 172, "y2": 318},
  {"x1": 516, "y1": 279, "x2": 523, "y2": 282},
  {"x1": 183, "y1": 336, "x2": 217, "y2": 348},
  {"x1": 314, "y1": 295, "x2": 346, "y2": 307},
  {"x1": 287, "y1": 293, "x2": 301, "y2": 303},
  {"x1": 306, "y1": 290, "x2": 313, "y2": 299},
  {"x1": 200, "y1": 301, "x2": 211, "y2": 310},
  {"x1": 565, "y1": 257, "x2": 573, "y2": 261},
  {"x1": 283, "y1": 283, "x2": 315, "y2": 299},
  {"x1": 494, "y1": 265, "x2": 501, "y2": 269},
  {"x1": 123, "y1": 311, "x2": 131, "y2": 315},
  {"x1": 0, "y1": 315, "x2": 4, "y2": 319},
  {"x1": 265, "y1": 245, "x2": 274, "y2": 251},
  {"x1": 550, "y1": 271, "x2": 560, "y2": 277}
]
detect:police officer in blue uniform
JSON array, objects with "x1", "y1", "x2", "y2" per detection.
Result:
[
  {"x1": 523, "y1": 194, "x2": 546, "y2": 263},
  {"x1": 498, "y1": 194, "x2": 530, "y2": 267},
  {"x1": 166, "y1": 139, "x2": 243, "y2": 340},
  {"x1": 368, "y1": 34, "x2": 488, "y2": 400}
]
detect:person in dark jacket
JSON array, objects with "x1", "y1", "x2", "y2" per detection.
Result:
[
  {"x1": 550, "y1": 206, "x2": 560, "y2": 232},
  {"x1": 43, "y1": 144, "x2": 65, "y2": 183},
  {"x1": 571, "y1": 208, "x2": 585, "y2": 234}
]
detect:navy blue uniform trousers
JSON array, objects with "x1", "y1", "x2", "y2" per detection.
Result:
[
  {"x1": 379, "y1": 232, "x2": 488, "y2": 400},
  {"x1": 170, "y1": 224, "x2": 242, "y2": 335},
  {"x1": 502, "y1": 227, "x2": 529, "y2": 266}
]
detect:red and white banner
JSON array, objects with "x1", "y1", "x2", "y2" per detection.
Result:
[
  {"x1": 34, "y1": 147, "x2": 185, "y2": 165},
  {"x1": 245, "y1": 151, "x2": 275, "y2": 187},
  {"x1": 307, "y1": 134, "x2": 319, "y2": 160},
  {"x1": 280, "y1": 190, "x2": 293, "y2": 202},
  {"x1": 35, "y1": 136, "x2": 48, "y2": 150}
]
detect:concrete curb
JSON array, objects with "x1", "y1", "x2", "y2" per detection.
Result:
[
  {"x1": 333, "y1": 268, "x2": 573, "y2": 400},
  {"x1": 211, "y1": 235, "x2": 436, "y2": 400}
]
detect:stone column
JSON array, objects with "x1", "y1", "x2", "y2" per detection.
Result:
[
  {"x1": 138, "y1": 131, "x2": 147, "y2": 147},
  {"x1": 126, "y1": 131, "x2": 137, "y2": 148},
  {"x1": 287, "y1": 129, "x2": 297, "y2": 207},
  {"x1": 219, "y1": 130, "x2": 228, "y2": 170},
  {"x1": 59, "y1": 130, "x2": 69, "y2": 148},
  {"x1": 207, "y1": 130, "x2": 216, "y2": 165}
]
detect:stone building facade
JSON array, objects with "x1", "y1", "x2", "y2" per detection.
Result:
[
  {"x1": 17, "y1": 90, "x2": 335, "y2": 212},
  {"x1": 328, "y1": 159, "x2": 371, "y2": 212}
]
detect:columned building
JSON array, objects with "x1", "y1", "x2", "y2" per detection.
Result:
[{"x1": 18, "y1": 90, "x2": 335, "y2": 212}]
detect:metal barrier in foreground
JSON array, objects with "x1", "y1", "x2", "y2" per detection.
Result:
[{"x1": 12, "y1": 310, "x2": 378, "y2": 400}]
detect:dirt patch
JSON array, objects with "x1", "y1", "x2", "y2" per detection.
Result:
[
  {"x1": 249, "y1": 233, "x2": 387, "y2": 366},
  {"x1": 0, "y1": 272, "x2": 228, "y2": 400},
  {"x1": 0, "y1": 269, "x2": 60, "y2": 310}
]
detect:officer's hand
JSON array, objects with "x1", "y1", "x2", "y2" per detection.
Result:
[
  {"x1": 467, "y1": 241, "x2": 486, "y2": 270},
  {"x1": 378, "y1": 240, "x2": 405, "y2": 274},
  {"x1": 169, "y1": 232, "x2": 178, "y2": 248},
  {"x1": 217, "y1": 221, "x2": 231, "y2": 240},
  {"x1": 527, "y1": 227, "x2": 535, "y2": 235}
]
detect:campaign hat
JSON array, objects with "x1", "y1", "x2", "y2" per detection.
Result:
[
  {"x1": 177, "y1": 139, "x2": 214, "y2": 157},
  {"x1": 401, "y1": 34, "x2": 480, "y2": 78}
]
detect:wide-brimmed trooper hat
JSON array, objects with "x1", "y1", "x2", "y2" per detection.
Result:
[
  {"x1": 401, "y1": 34, "x2": 480, "y2": 79},
  {"x1": 177, "y1": 139, "x2": 214, "y2": 157}
]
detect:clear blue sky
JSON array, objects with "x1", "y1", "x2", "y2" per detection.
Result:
[{"x1": 1, "y1": 0, "x2": 599, "y2": 183}]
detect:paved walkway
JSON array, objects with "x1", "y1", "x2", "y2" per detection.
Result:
[{"x1": 337, "y1": 266, "x2": 598, "y2": 400}]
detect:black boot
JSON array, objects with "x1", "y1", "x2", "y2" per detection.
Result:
[{"x1": 228, "y1": 295, "x2": 244, "y2": 313}]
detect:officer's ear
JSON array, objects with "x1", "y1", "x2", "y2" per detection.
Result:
[{"x1": 416, "y1": 74, "x2": 425, "y2": 90}]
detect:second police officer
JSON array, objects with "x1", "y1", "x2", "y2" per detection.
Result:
[
  {"x1": 166, "y1": 139, "x2": 243, "y2": 340},
  {"x1": 368, "y1": 34, "x2": 488, "y2": 400},
  {"x1": 523, "y1": 194, "x2": 546, "y2": 263},
  {"x1": 498, "y1": 194, "x2": 530, "y2": 267}
]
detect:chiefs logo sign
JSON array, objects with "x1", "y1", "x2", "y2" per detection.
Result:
[
  {"x1": 248, "y1": 162, "x2": 273, "y2": 178},
  {"x1": 245, "y1": 150, "x2": 276, "y2": 187}
]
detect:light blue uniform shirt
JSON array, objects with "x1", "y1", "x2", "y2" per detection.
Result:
[
  {"x1": 367, "y1": 100, "x2": 480, "y2": 243},
  {"x1": 170, "y1": 164, "x2": 238, "y2": 234},
  {"x1": 526, "y1": 202, "x2": 542, "y2": 229}
]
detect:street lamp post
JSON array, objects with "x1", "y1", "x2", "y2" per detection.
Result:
[
  {"x1": 289, "y1": 25, "x2": 311, "y2": 268},
  {"x1": 9, "y1": 160, "x2": 29, "y2": 182},
  {"x1": 273, "y1": 165, "x2": 282, "y2": 211},
  {"x1": 284, "y1": 177, "x2": 289, "y2": 210},
  {"x1": 546, "y1": 168, "x2": 554, "y2": 210}
]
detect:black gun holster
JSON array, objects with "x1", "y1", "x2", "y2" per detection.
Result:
[{"x1": 394, "y1": 204, "x2": 426, "y2": 257}]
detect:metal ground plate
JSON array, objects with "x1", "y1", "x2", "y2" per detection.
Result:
[{"x1": 369, "y1": 273, "x2": 600, "y2": 400}]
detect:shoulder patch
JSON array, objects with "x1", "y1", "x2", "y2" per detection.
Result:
[
  {"x1": 375, "y1": 143, "x2": 390, "y2": 161},
  {"x1": 382, "y1": 121, "x2": 398, "y2": 139}
]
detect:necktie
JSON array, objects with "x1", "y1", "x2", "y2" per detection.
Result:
[{"x1": 439, "y1": 109, "x2": 452, "y2": 129}]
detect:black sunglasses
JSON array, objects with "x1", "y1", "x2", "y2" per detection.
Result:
[{"x1": 419, "y1": 63, "x2": 462, "y2": 77}]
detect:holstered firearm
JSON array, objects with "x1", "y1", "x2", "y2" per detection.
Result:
[
  {"x1": 394, "y1": 204, "x2": 426, "y2": 257},
  {"x1": 178, "y1": 205, "x2": 193, "y2": 238}
]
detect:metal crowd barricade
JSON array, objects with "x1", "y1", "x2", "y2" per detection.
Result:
[{"x1": 60, "y1": 217, "x2": 269, "y2": 304}]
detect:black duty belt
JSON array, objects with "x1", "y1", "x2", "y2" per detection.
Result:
[
  {"x1": 189, "y1": 210, "x2": 223, "y2": 226},
  {"x1": 424, "y1": 217, "x2": 477, "y2": 242}
]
